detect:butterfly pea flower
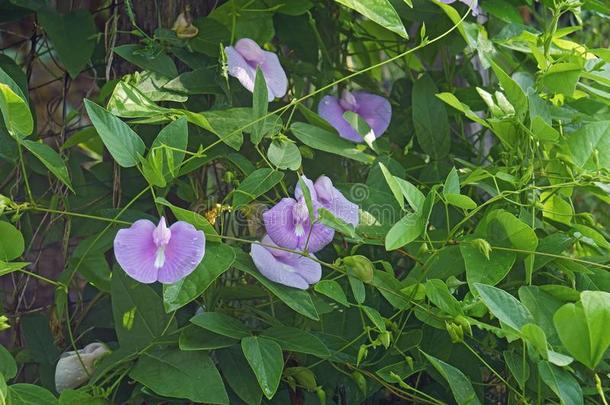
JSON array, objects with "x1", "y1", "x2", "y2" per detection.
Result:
[
  {"x1": 262, "y1": 195, "x2": 334, "y2": 254},
  {"x1": 318, "y1": 90, "x2": 392, "y2": 143},
  {"x1": 296, "y1": 175, "x2": 359, "y2": 227},
  {"x1": 225, "y1": 38, "x2": 288, "y2": 102},
  {"x1": 55, "y1": 343, "x2": 110, "y2": 392},
  {"x1": 250, "y1": 235, "x2": 321, "y2": 290},
  {"x1": 114, "y1": 217, "x2": 205, "y2": 284}
]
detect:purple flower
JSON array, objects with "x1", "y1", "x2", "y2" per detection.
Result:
[
  {"x1": 318, "y1": 90, "x2": 392, "y2": 143},
  {"x1": 440, "y1": 0, "x2": 481, "y2": 16},
  {"x1": 296, "y1": 175, "x2": 359, "y2": 227},
  {"x1": 114, "y1": 217, "x2": 205, "y2": 284},
  {"x1": 262, "y1": 175, "x2": 359, "y2": 253},
  {"x1": 225, "y1": 38, "x2": 288, "y2": 101},
  {"x1": 250, "y1": 235, "x2": 321, "y2": 290},
  {"x1": 263, "y1": 196, "x2": 334, "y2": 253}
]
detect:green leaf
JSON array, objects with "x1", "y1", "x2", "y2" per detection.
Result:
[
  {"x1": 425, "y1": 279, "x2": 463, "y2": 317},
  {"x1": 362, "y1": 306, "x2": 387, "y2": 332},
  {"x1": 241, "y1": 336, "x2": 284, "y2": 399},
  {"x1": 461, "y1": 243, "x2": 515, "y2": 287},
  {"x1": 217, "y1": 346, "x2": 263, "y2": 405},
  {"x1": 412, "y1": 75, "x2": 450, "y2": 159},
  {"x1": 488, "y1": 210, "x2": 538, "y2": 251},
  {"x1": 554, "y1": 291, "x2": 610, "y2": 369},
  {"x1": 394, "y1": 177, "x2": 425, "y2": 211},
  {"x1": 474, "y1": 283, "x2": 533, "y2": 332},
  {"x1": 155, "y1": 197, "x2": 220, "y2": 242},
  {"x1": 0, "y1": 221, "x2": 24, "y2": 261},
  {"x1": 232, "y1": 168, "x2": 284, "y2": 207},
  {"x1": 445, "y1": 194, "x2": 477, "y2": 210},
  {"x1": 348, "y1": 275, "x2": 366, "y2": 304},
  {"x1": 20, "y1": 140, "x2": 73, "y2": 191},
  {"x1": 318, "y1": 208, "x2": 358, "y2": 238},
  {"x1": 84, "y1": 99, "x2": 145, "y2": 168},
  {"x1": 130, "y1": 348, "x2": 228, "y2": 404},
  {"x1": 113, "y1": 45, "x2": 178, "y2": 78},
  {"x1": 7, "y1": 384, "x2": 57, "y2": 405},
  {"x1": 291, "y1": 122, "x2": 375, "y2": 164},
  {"x1": 179, "y1": 325, "x2": 238, "y2": 351},
  {"x1": 251, "y1": 67, "x2": 268, "y2": 144},
  {"x1": 566, "y1": 121, "x2": 610, "y2": 170},
  {"x1": 385, "y1": 212, "x2": 423, "y2": 250},
  {"x1": 314, "y1": 280, "x2": 349, "y2": 306},
  {"x1": 334, "y1": 0, "x2": 407, "y2": 38},
  {"x1": 522, "y1": 323, "x2": 548, "y2": 359},
  {"x1": 0, "y1": 83, "x2": 32, "y2": 137},
  {"x1": 234, "y1": 251, "x2": 319, "y2": 320},
  {"x1": 38, "y1": 9, "x2": 95, "y2": 78},
  {"x1": 423, "y1": 352, "x2": 482, "y2": 405},
  {"x1": 379, "y1": 162, "x2": 404, "y2": 209},
  {"x1": 267, "y1": 139, "x2": 301, "y2": 170},
  {"x1": 111, "y1": 270, "x2": 175, "y2": 351},
  {"x1": 443, "y1": 167, "x2": 460, "y2": 196},
  {"x1": 107, "y1": 81, "x2": 167, "y2": 119},
  {"x1": 541, "y1": 63, "x2": 581, "y2": 96},
  {"x1": 537, "y1": 361, "x2": 583, "y2": 405},
  {"x1": 436, "y1": 92, "x2": 489, "y2": 127},
  {"x1": 163, "y1": 243, "x2": 235, "y2": 312},
  {"x1": 0, "y1": 345, "x2": 16, "y2": 379},
  {"x1": 190, "y1": 312, "x2": 250, "y2": 339},
  {"x1": 261, "y1": 325, "x2": 330, "y2": 358}
]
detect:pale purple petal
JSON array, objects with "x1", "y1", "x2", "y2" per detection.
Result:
[
  {"x1": 263, "y1": 198, "x2": 300, "y2": 249},
  {"x1": 157, "y1": 222, "x2": 206, "y2": 284},
  {"x1": 250, "y1": 235, "x2": 321, "y2": 289},
  {"x1": 294, "y1": 175, "x2": 318, "y2": 202},
  {"x1": 227, "y1": 38, "x2": 288, "y2": 102},
  {"x1": 305, "y1": 221, "x2": 335, "y2": 253},
  {"x1": 318, "y1": 95, "x2": 364, "y2": 142},
  {"x1": 225, "y1": 45, "x2": 257, "y2": 93},
  {"x1": 352, "y1": 92, "x2": 392, "y2": 139},
  {"x1": 260, "y1": 52, "x2": 288, "y2": 100},
  {"x1": 114, "y1": 219, "x2": 158, "y2": 284},
  {"x1": 314, "y1": 176, "x2": 359, "y2": 227}
]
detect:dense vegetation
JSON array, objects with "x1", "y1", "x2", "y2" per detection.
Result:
[{"x1": 1, "y1": 0, "x2": 610, "y2": 403}]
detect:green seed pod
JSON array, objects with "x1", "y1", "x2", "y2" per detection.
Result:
[
  {"x1": 351, "y1": 370, "x2": 367, "y2": 395},
  {"x1": 285, "y1": 367, "x2": 317, "y2": 391},
  {"x1": 342, "y1": 255, "x2": 374, "y2": 283},
  {"x1": 315, "y1": 387, "x2": 326, "y2": 405}
]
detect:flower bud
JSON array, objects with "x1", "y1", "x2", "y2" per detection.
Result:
[
  {"x1": 342, "y1": 255, "x2": 374, "y2": 283},
  {"x1": 471, "y1": 238, "x2": 492, "y2": 260},
  {"x1": 0, "y1": 315, "x2": 9, "y2": 331},
  {"x1": 55, "y1": 343, "x2": 110, "y2": 392}
]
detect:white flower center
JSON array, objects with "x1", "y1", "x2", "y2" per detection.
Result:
[{"x1": 152, "y1": 218, "x2": 172, "y2": 269}]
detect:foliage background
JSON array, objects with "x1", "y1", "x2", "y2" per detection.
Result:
[{"x1": 0, "y1": 0, "x2": 610, "y2": 404}]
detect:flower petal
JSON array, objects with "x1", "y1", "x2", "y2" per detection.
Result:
[
  {"x1": 293, "y1": 175, "x2": 318, "y2": 202},
  {"x1": 157, "y1": 221, "x2": 206, "y2": 284},
  {"x1": 318, "y1": 95, "x2": 364, "y2": 142},
  {"x1": 250, "y1": 236, "x2": 321, "y2": 289},
  {"x1": 260, "y1": 52, "x2": 288, "y2": 100},
  {"x1": 315, "y1": 176, "x2": 359, "y2": 226},
  {"x1": 263, "y1": 198, "x2": 300, "y2": 249},
  {"x1": 353, "y1": 92, "x2": 392, "y2": 139},
  {"x1": 304, "y1": 222, "x2": 335, "y2": 253},
  {"x1": 114, "y1": 220, "x2": 158, "y2": 284},
  {"x1": 234, "y1": 38, "x2": 267, "y2": 64},
  {"x1": 225, "y1": 45, "x2": 257, "y2": 93},
  {"x1": 55, "y1": 343, "x2": 110, "y2": 392}
]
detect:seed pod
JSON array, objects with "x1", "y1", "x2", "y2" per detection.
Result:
[{"x1": 342, "y1": 255, "x2": 374, "y2": 283}]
